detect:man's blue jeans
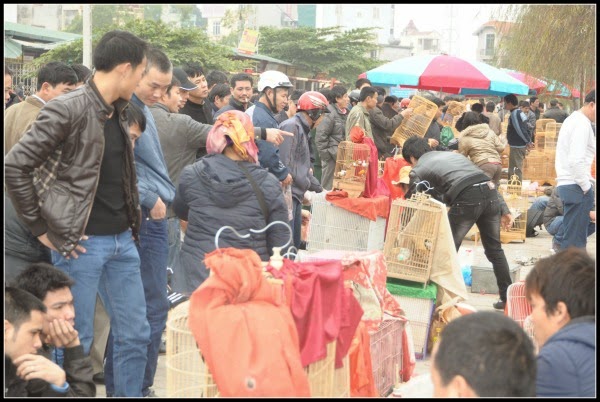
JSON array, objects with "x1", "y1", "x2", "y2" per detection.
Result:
[
  {"x1": 447, "y1": 183, "x2": 513, "y2": 302},
  {"x1": 52, "y1": 230, "x2": 149, "y2": 397},
  {"x1": 105, "y1": 208, "x2": 169, "y2": 397},
  {"x1": 167, "y1": 217, "x2": 181, "y2": 274},
  {"x1": 556, "y1": 184, "x2": 595, "y2": 249}
]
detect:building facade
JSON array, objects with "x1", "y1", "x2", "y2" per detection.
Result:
[{"x1": 473, "y1": 20, "x2": 514, "y2": 65}]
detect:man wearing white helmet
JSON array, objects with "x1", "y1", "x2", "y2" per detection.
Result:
[
  {"x1": 253, "y1": 70, "x2": 294, "y2": 129},
  {"x1": 279, "y1": 91, "x2": 328, "y2": 249}
]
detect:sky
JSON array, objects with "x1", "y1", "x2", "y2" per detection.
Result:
[
  {"x1": 394, "y1": 4, "x2": 505, "y2": 60},
  {"x1": 4, "y1": 3, "x2": 505, "y2": 60}
]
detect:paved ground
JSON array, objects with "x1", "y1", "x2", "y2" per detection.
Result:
[{"x1": 95, "y1": 229, "x2": 596, "y2": 398}]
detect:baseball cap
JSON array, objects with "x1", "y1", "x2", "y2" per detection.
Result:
[
  {"x1": 173, "y1": 67, "x2": 198, "y2": 91},
  {"x1": 392, "y1": 166, "x2": 412, "y2": 185}
]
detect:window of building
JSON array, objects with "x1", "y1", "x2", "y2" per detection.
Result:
[
  {"x1": 422, "y1": 38, "x2": 433, "y2": 50},
  {"x1": 213, "y1": 21, "x2": 221, "y2": 36},
  {"x1": 485, "y1": 34, "x2": 495, "y2": 55}
]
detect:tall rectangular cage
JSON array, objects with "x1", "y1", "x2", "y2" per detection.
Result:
[
  {"x1": 499, "y1": 175, "x2": 528, "y2": 243},
  {"x1": 541, "y1": 122, "x2": 561, "y2": 154},
  {"x1": 534, "y1": 118, "x2": 555, "y2": 149},
  {"x1": 523, "y1": 151, "x2": 548, "y2": 185},
  {"x1": 332, "y1": 140, "x2": 371, "y2": 198},
  {"x1": 383, "y1": 193, "x2": 443, "y2": 285},
  {"x1": 390, "y1": 96, "x2": 438, "y2": 147}
]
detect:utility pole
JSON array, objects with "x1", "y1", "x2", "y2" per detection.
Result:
[{"x1": 82, "y1": 4, "x2": 92, "y2": 68}]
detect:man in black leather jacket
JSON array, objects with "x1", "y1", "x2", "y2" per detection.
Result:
[{"x1": 402, "y1": 136, "x2": 514, "y2": 310}]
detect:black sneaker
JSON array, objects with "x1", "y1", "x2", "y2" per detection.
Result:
[
  {"x1": 493, "y1": 300, "x2": 506, "y2": 310},
  {"x1": 167, "y1": 287, "x2": 189, "y2": 310}
]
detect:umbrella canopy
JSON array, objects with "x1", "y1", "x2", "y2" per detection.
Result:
[
  {"x1": 544, "y1": 81, "x2": 581, "y2": 98},
  {"x1": 501, "y1": 69, "x2": 547, "y2": 94},
  {"x1": 366, "y1": 54, "x2": 529, "y2": 96}
]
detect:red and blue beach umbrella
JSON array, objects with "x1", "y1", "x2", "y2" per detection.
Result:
[{"x1": 366, "y1": 54, "x2": 529, "y2": 96}]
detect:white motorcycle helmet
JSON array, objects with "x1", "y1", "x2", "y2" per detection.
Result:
[{"x1": 257, "y1": 70, "x2": 293, "y2": 92}]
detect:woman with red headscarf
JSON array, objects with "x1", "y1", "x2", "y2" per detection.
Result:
[{"x1": 171, "y1": 110, "x2": 290, "y2": 295}]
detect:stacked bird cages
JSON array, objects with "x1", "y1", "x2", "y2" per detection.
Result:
[
  {"x1": 390, "y1": 96, "x2": 438, "y2": 146},
  {"x1": 500, "y1": 175, "x2": 528, "y2": 243},
  {"x1": 332, "y1": 141, "x2": 371, "y2": 198},
  {"x1": 307, "y1": 192, "x2": 387, "y2": 253},
  {"x1": 166, "y1": 301, "x2": 218, "y2": 398},
  {"x1": 369, "y1": 318, "x2": 406, "y2": 397},
  {"x1": 383, "y1": 193, "x2": 443, "y2": 285}
]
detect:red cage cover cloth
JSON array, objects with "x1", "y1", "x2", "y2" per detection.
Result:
[
  {"x1": 266, "y1": 258, "x2": 363, "y2": 369},
  {"x1": 188, "y1": 248, "x2": 310, "y2": 397},
  {"x1": 325, "y1": 191, "x2": 390, "y2": 221},
  {"x1": 382, "y1": 156, "x2": 411, "y2": 201}
]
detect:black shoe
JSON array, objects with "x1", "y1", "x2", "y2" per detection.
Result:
[
  {"x1": 92, "y1": 371, "x2": 105, "y2": 385},
  {"x1": 493, "y1": 300, "x2": 506, "y2": 310}
]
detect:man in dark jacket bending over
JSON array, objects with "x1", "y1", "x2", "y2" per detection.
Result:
[{"x1": 402, "y1": 136, "x2": 514, "y2": 310}]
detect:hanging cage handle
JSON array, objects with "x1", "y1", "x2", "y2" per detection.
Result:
[{"x1": 214, "y1": 220, "x2": 293, "y2": 251}]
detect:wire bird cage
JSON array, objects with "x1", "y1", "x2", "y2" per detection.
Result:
[
  {"x1": 369, "y1": 318, "x2": 406, "y2": 397},
  {"x1": 332, "y1": 141, "x2": 371, "y2": 198},
  {"x1": 390, "y1": 96, "x2": 437, "y2": 146},
  {"x1": 166, "y1": 301, "x2": 218, "y2": 398},
  {"x1": 500, "y1": 175, "x2": 528, "y2": 243},
  {"x1": 542, "y1": 122, "x2": 561, "y2": 153},
  {"x1": 383, "y1": 193, "x2": 443, "y2": 285},
  {"x1": 307, "y1": 192, "x2": 387, "y2": 253},
  {"x1": 506, "y1": 282, "x2": 537, "y2": 350}
]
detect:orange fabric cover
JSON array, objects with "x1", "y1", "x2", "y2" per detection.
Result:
[
  {"x1": 348, "y1": 321, "x2": 378, "y2": 397},
  {"x1": 188, "y1": 248, "x2": 310, "y2": 397},
  {"x1": 382, "y1": 156, "x2": 411, "y2": 201},
  {"x1": 325, "y1": 191, "x2": 390, "y2": 221}
]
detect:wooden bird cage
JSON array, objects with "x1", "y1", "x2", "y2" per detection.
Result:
[
  {"x1": 304, "y1": 341, "x2": 337, "y2": 397},
  {"x1": 500, "y1": 175, "x2": 528, "y2": 243},
  {"x1": 542, "y1": 122, "x2": 561, "y2": 153},
  {"x1": 534, "y1": 118, "x2": 554, "y2": 150},
  {"x1": 390, "y1": 96, "x2": 437, "y2": 146},
  {"x1": 383, "y1": 193, "x2": 443, "y2": 286},
  {"x1": 166, "y1": 301, "x2": 219, "y2": 398},
  {"x1": 523, "y1": 151, "x2": 548, "y2": 184},
  {"x1": 332, "y1": 141, "x2": 371, "y2": 198},
  {"x1": 545, "y1": 151, "x2": 557, "y2": 186}
]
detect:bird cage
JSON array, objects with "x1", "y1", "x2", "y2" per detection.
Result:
[
  {"x1": 304, "y1": 341, "x2": 337, "y2": 397},
  {"x1": 332, "y1": 141, "x2": 371, "y2": 198},
  {"x1": 545, "y1": 151, "x2": 557, "y2": 186},
  {"x1": 332, "y1": 354, "x2": 350, "y2": 397},
  {"x1": 523, "y1": 151, "x2": 548, "y2": 184},
  {"x1": 166, "y1": 301, "x2": 219, "y2": 398},
  {"x1": 390, "y1": 96, "x2": 437, "y2": 146},
  {"x1": 500, "y1": 175, "x2": 528, "y2": 243},
  {"x1": 534, "y1": 118, "x2": 554, "y2": 149},
  {"x1": 383, "y1": 193, "x2": 443, "y2": 285},
  {"x1": 542, "y1": 122, "x2": 561, "y2": 153}
]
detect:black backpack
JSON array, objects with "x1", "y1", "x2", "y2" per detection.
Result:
[{"x1": 526, "y1": 205, "x2": 545, "y2": 237}]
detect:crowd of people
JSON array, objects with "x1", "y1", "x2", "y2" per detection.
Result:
[{"x1": 4, "y1": 28, "x2": 596, "y2": 398}]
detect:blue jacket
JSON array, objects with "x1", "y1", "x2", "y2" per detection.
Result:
[
  {"x1": 536, "y1": 316, "x2": 595, "y2": 397},
  {"x1": 131, "y1": 94, "x2": 176, "y2": 209},
  {"x1": 252, "y1": 101, "x2": 279, "y2": 129},
  {"x1": 506, "y1": 108, "x2": 532, "y2": 148}
]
